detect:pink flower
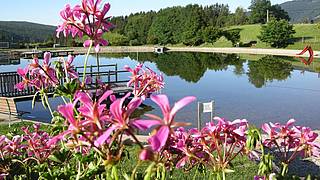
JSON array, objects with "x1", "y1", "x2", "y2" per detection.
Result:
[
  {"x1": 94, "y1": 93, "x2": 159, "y2": 146},
  {"x1": 15, "y1": 66, "x2": 30, "y2": 91},
  {"x1": 57, "y1": 0, "x2": 112, "y2": 51},
  {"x1": 145, "y1": 94, "x2": 196, "y2": 151},
  {"x1": 139, "y1": 147, "x2": 154, "y2": 161},
  {"x1": 48, "y1": 102, "x2": 83, "y2": 146},
  {"x1": 77, "y1": 90, "x2": 112, "y2": 128},
  {"x1": 262, "y1": 119, "x2": 320, "y2": 165},
  {"x1": 125, "y1": 64, "x2": 164, "y2": 98}
]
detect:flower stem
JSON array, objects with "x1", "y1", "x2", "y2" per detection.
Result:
[
  {"x1": 44, "y1": 93, "x2": 54, "y2": 118},
  {"x1": 63, "y1": 58, "x2": 70, "y2": 83},
  {"x1": 82, "y1": 40, "x2": 93, "y2": 84}
]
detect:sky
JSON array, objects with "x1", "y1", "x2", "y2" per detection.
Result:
[{"x1": 1, "y1": 0, "x2": 289, "y2": 26}]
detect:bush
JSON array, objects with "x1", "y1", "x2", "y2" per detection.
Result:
[{"x1": 258, "y1": 19, "x2": 295, "y2": 48}]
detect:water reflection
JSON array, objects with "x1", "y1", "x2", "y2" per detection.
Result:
[
  {"x1": 247, "y1": 56, "x2": 293, "y2": 88},
  {"x1": 104, "y1": 53, "x2": 305, "y2": 86},
  {"x1": 2, "y1": 52, "x2": 320, "y2": 128}
]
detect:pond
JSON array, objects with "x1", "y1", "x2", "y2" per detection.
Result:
[{"x1": 1, "y1": 52, "x2": 320, "y2": 128}]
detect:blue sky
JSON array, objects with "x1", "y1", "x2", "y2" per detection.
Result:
[{"x1": 1, "y1": 0, "x2": 289, "y2": 26}]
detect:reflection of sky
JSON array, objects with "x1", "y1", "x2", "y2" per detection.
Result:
[{"x1": 3, "y1": 53, "x2": 320, "y2": 129}]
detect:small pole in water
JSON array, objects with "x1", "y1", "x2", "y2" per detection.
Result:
[
  {"x1": 137, "y1": 51, "x2": 139, "y2": 61},
  {"x1": 197, "y1": 102, "x2": 202, "y2": 130}
]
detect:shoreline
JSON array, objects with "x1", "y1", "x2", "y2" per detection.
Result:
[
  {"x1": 4, "y1": 46, "x2": 319, "y2": 58},
  {"x1": 70, "y1": 46, "x2": 320, "y2": 58}
]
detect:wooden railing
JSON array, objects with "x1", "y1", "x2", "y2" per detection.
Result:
[{"x1": 0, "y1": 64, "x2": 130, "y2": 97}]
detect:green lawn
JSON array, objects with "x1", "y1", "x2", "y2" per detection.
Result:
[
  {"x1": 210, "y1": 24, "x2": 320, "y2": 50},
  {"x1": 0, "y1": 121, "x2": 51, "y2": 135}
]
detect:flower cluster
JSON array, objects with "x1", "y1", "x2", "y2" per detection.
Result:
[
  {"x1": 262, "y1": 119, "x2": 320, "y2": 164},
  {"x1": 125, "y1": 64, "x2": 165, "y2": 99},
  {"x1": 15, "y1": 52, "x2": 78, "y2": 91},
  {"x1": 57, "y1": 0, "x2": 113, "y2": 52},
  {"x1": 0, "y1": 124, "x2": 56, "y2": 163},
  {"x1": 0, "y1": 135, "x2": 26, "y2": 159},
  {"x1": 21, "y1": 124, "x2": 57, "y2": 163},
  {"x1": 145, "y1": 117, "x2": 249, "y2": 177}
]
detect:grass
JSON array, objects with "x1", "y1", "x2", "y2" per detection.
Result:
[
  {"x1": 0, "y1": 121, "x2": 51, "y2": 135},
  {"x1": 1, "y1": 122, "x2": 259, "y2": 179},
  {"x1": 208, "y1": 24, "x2": 320, "y2": 50},
  {"x1": 119, "y1": 146, "x2": 258, "y2": 180}
]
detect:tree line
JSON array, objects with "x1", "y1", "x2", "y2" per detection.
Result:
[{"x1": 106, "y1": 0, "x2": 290, "y2": 46}]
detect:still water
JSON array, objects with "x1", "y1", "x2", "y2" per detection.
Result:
[{"x1": 1, "y1": 52, "x2": 319, "y2": 128}]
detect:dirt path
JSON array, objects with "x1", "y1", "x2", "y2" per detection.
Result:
[{"x1": 69, "y1": 46, "x2": 320, "y2": 58}]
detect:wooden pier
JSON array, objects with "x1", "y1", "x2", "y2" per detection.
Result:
[
  {"x1": 21, "y1": 50, "x2": 75, "y2": 59},
  {"x1": 0, "y1": 64, "x2": 132, "y2": 101}
]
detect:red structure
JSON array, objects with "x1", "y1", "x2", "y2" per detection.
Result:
[{"x1": 296, "y1": 45, "x2": 314, "y2": 65}]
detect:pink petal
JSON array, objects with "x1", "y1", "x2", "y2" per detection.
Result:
[
  {"x1": 148, "y1": 126, "x2": 169, "y2": 151},
  {"x1": 95, "y1": 44, "x2": 100, "y2": 53},
  {"x1": 58, "y1": 103, "x2": 76, "y2": 126},
  {"x1": 67, "y1": 55, "x2": 74, "y2": 64},
  {"x1": 126, "y1": 97, "x2": 142, "y2": 116},
  {"x1": 131, "y1": 120, "x2": 161, "y2": 130},
  {"x1": 170, "y1": 96, "x2": 196, "y2": 118},
  {"x1": 48, "y1": 130, "x2": 71, "y2": 146},
  {"x1": 94, "y1": 125, "x2": 116, "y2": 146},
  {"x1": 43, "y1": 52, "x2": 51, "y2": 65},
  {"x1": 98, "y1": 90, "x2": 113, "y2": 104},
  {"x1": 261, "y1": 123, "x2": 271, "y2": 135},
  {"x1": 83, "y1": 40, "x2": 92, "y2": 47},
  {"x1": 15, "y1": 82, "x2": 25, "y2": 91},
  {"x1": 176, "y1": 156, "x2": 188, "y2": 168},
  {"x1": 150, "y1": 94, "x2": 170, "y2": 118},
  {"x1": 286, "y1": 119, "x2": 296, "y2": 127}
]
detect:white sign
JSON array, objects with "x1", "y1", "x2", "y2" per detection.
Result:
[
  {"x1": 203, "y1": 102, "x2": 213, "y2": 113},
  {"x1": 197, "y1": 101, "x2": 215, "y2": 130}
]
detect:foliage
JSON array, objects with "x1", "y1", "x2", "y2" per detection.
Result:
[
  {"x1": 258, "y1": 19, "x2": 295, "y2": 48},
  {"x1": 4, "y1": 0, "x2": 320, "y2": 179},
  {"x1": 103, "y1": 32, "x2": 128, "y2": 46},
  {"x1": 111, "y1": 3, "x2": 238, "y2": 46},
  {"x1": 269, "y1": 5, "x2": 290, "y2": 21},
  {"x1": 223, "y1": 29, "x2": 241, "y2": 45},
  {"x1": 247, "y1": 56, "x2": 293, "y2": 88},
  {"x1": 0, "y1": 21, "x2": 55, "y2": 43},
  {"x1": 249, "y1": 0, "x2": 289, "y2": 24},
  {"x1": 249, "y1": 0, "x2": 272, "y2": 24},
  {"x1": 228, "y1": 7, "x2": 249, "y2": 26}
]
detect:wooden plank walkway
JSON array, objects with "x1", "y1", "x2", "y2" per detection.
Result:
[
  {"x1": 21, "y1": 50, "x2": 74, "y2": 59},
  {"x1": 0, "y1": 64, "x2": 132, "y2": 101}
]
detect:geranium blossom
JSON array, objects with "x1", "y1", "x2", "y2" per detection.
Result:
[
  {"x1": 56, "y1": 0, "x2": 113, "y2": 52},
  {"x1": 125, "y1": 64, "x2": 164, "y2": 99},
  {"x1": 142, "y1": 94, "x2": 196, "y2": 151}
]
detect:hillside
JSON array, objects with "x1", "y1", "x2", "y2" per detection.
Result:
[
  {"x1": 0, "y1": 21, "x2": 55, "y2": 43},
  {"x1": 280, "y1": 0, "x2": 320, "y2": 22},
  {"x1": 209, "y1": 24, "x2": 320, "y2": 50}
]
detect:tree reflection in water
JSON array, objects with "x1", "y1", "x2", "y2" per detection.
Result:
[
  {"x1": 247, "y1": 56, "x2": 293, "y2": 88},
  {"x1": 101, "y1": 52, "x2": 299, "y2": 87}
]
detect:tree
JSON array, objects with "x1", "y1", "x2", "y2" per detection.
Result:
[
  {"x1": 223, "y1": 29, "x2": 241, "y2": 45},
  {"x1": 124, "y1": 12, "x2": 155, "y2": 45},
  {"x1": 201, "y1": 26, "x2": 222, "y2": 43},
  {"x1": 258, "y1": 19, "x2": 295, "y2": 48},
  {"x1": 269, "y1": 5, "x2": 290, "y2": 21},
  {"x1": 249, "y1": 0, "x2": 271, "y2": 24},
  {"x1": 233, "y1": 7, "x2": 248, "y2": 25}
]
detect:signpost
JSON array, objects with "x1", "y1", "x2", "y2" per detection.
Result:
[{"x1": 197, "y1": 101, "x2": 215, "y2": 130}]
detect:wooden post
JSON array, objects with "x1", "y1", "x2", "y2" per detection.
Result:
[
  {"x1": 108, "y1": 70, "x2": 111, "y2": 83},
  {"x1": 197, "y1": 102, "x2": 202, "y2": 130},
  {"x1": 115, "y1": 64, "x2": 118, "y2": 82}
]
